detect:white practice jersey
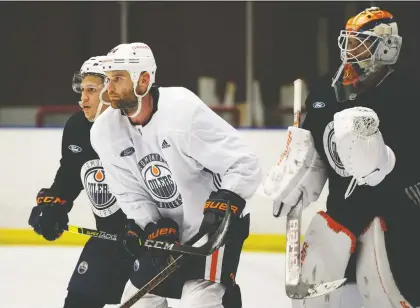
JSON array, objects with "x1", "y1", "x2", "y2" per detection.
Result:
[{"x1": 91, "y1": 86, "x2": 261, "y2": 242}]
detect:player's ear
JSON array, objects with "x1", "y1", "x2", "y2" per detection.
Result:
[{"x1": 139, "y1": 72, "x2": 150, "y2": 87}]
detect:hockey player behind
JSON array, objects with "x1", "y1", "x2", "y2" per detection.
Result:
[
  {"x1": 90, "y1": 42, "x2": 261, "y2": 307},
  {"x1": 263, "y1": 7, "x2": 420, "y2": 308},
  {"x1": 28, "y1": 57, "x2": 135, "y2": 308}
]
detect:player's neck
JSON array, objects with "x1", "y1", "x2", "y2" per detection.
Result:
[{"x1": 127, "y1": 94, "x2": 153, "y2": 126}]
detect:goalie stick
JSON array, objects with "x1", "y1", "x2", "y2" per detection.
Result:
[
  {"x1": 65, "y1": 200, "x2": 231, "y2": 257},
  {"x1": 284, "y1": 79, "x2": 347, "y2": 299}
]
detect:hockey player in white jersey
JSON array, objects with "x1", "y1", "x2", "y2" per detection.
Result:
[{"x1": 90, "y1": 42, "x2": 261, "y2": 307}]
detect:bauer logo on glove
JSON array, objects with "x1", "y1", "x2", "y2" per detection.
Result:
[
  {"x1": 204, "y1": 199, "x2": 240, "y2": 215},
  {"x1": 200, "y1": 189, "x2": 245, "y2": 238}
]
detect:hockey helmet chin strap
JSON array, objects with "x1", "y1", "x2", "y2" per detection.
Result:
[{"x1": 125, "y1": 81, "x2": 153, "y2": 118}]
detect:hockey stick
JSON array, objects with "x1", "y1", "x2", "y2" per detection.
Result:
[
  {"x1": 66, "y1": 225, "x2": 118, "y2": 241},
  {"x1": 284, "y1": 79, "x2": 347, "y2": 299},
  {"x1": 119, "y1": 231, "x2": 205, "y2": 308},
  {"x1": 65, "y1": 201, "x2": 231, "y2": 257}
]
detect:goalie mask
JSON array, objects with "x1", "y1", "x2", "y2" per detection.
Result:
[
  {"x1": 331, "y1": 7, "x2": 402, "y2": 102},
  {"x1": 72, "y1": 56, "x2": 109, "y2": 122},
  {"x1": 101, "y1": 42, "x2": 157, "y2": 118}
]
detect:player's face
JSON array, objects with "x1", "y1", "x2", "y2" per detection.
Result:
[
  {"x1": 80, "y1": 75, "x2": 107, "y2": 121},
  {"x1": 346, "y1": 37, "x2": 373, "y2": 61},
  {"x1": 105, "y1": 70, "x2": 138, "y2": 110}
]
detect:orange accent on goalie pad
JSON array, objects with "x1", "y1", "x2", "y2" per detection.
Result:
[
  {"x1": 318, "y1": 211, "x2": 357, "y2": 253},
  {"x1": 300, "y1": 211, "x2": 355, "y2": 285},
  {"x1": 362, "y1": 216, "x2": 388, "y2": 235}
]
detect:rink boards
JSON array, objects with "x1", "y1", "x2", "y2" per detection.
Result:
[{"x1": 0, "y1": 128, "x2": 327, "y2": 252}]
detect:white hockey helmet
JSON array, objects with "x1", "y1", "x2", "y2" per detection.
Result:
[
  {"x1": 72, "y1": 56, "x2": 109, "y2": 122},
  {"x1": 101, "y1": 42, "x2": 157, "y2": 117},
  {"x1": 72, "y1": 56, "x2": 106, "y2": 93}
]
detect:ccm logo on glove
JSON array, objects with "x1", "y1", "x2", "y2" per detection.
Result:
[{"x1": 37, "y1": 196, "x2": 66, "y2": 205}]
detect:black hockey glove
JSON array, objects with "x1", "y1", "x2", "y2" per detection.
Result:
[
  {"x1": 28, "y1": 188, "x2": 72, "y2": 241},
  {"x1": 120, "y1": 218, "x2": 180, "y2": 271},
  {"x1": 199, "y1": 189, "x2": 246, "y2": 244},
  {"x1": 119, "y1": 219, "x2": 147, "y2": 257},
  {"x1": 144, "y1": 218, "x2": 180, "y2": 271}
]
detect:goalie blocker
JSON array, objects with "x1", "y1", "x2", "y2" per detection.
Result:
[{"x1": 263, "y1": 126, "x2": 327, "y2": 218}]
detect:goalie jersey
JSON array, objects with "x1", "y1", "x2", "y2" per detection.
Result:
[
  {"x1": 90, "y1": 86, "x2": 261, "y2": 242},
  {"x1": 302, "y1": 70, "x2": 420, "y2": 236},
  {"x1": 50, "y1": 111, "x2": 127, "y2": 233}
]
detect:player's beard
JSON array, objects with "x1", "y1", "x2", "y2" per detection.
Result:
[{"x1": 110, "y1": 97, "x2": 139, "y2": 115}]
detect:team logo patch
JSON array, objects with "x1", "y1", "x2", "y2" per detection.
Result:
[
  {"x1": 138, "y1": 153, "x2": 182, "y2": 209},
  {"x1": 68, "y1": 145, "x2": 82, "y2": 153},
  {"x1": 134, "y1": 259, "x2": 140, "y2": 271},
  {"x1": 120, "y1": 147, "x2": 135, "y2": 157},
  {"x1": 77, "y1": 261, "x2": 88, "y2": 274},
  {"x1": 313, "y1": 102, "x2": 325, "y2": 108},
  {"x1": 81, "y1": 159, "x2": 119, "y2": 217},
  {"x1": 323, "y1": 121, "x2": 351, "y2": 178}
]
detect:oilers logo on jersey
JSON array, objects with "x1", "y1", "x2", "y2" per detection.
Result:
[
  {"x1": 138, "y1": 153, "x2": 183, "y2": 209},
  {"x1": 323, "y1": 121, "x2": 351, "y2": 178},
  {"x1": 81, "y1": 159, "x2": 120, "y2": 217}
]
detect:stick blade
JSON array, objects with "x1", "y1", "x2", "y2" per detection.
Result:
[
  {"x1": 286, "y1": 278, "x2": 347, "y2": 299},
  {"x1": 199, "y1": 200, "x2": 232, "y2": 255}
]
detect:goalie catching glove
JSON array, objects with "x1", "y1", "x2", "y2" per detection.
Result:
[
  {"x1": 333, "y1": 107, "x2": 395, "y2": 187},
  {"x1": 263, "y1": 127, "x2": 327, "y2": 217},
  {"x1": 28, "y1": 188, "x2": 72, "y2": 241}
]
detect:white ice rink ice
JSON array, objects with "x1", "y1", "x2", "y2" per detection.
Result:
[{"x1": 1, "y1": 247, "x2": 295, "y2": 308}]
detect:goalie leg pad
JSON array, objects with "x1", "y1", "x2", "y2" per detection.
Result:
[
  {"x1": 291, "y1": 283, "x2": 363, "y2": 308},
  {"x1": 301, "y1": 211, "x2": 356, "y2": 284},
  {"x1": 356, "y1": 217, "x2": 413, "y2": 308}
]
